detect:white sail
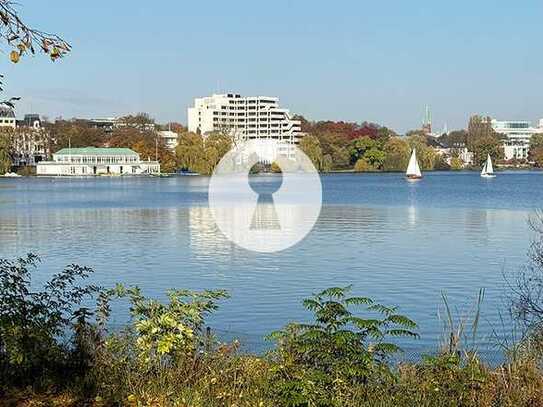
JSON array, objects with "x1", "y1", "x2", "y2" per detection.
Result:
[
  {"x1": 481, "y1": 154, "x2": 494, "y2": 176},
  {"x1": 406, "y1": 149, "x2": 422, "y2": 177},
  {"x1": 485, "y1": 154, "x2": 494, "y2": 174},
  {"x1": 481, "y1": 160, "x2": 487, "y2": 176}
]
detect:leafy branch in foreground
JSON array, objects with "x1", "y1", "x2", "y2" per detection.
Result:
[
  {"x1": 97, "y1": 284, "x2": 229, "y2": 363},
  {"x1": 0, "y1": 0, "x2": 71, "y2": 108},
  {"x1": 268, "y1": 285, "x2": 418, "y2": 405},
  {"x1": 0, "y1": 0, "x2": 70, "y2": 63}
]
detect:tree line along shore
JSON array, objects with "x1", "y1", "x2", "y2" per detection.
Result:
[{"x1": 2, "y1": 113, "x2": 543, "y2": 176}]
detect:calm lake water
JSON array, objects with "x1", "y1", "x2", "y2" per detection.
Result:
[{"x1": 1, "y1": 172, "x2": 542, "y2": 361}]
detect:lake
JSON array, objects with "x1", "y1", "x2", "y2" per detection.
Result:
[{"x1": 1, "y1": 172, "x2": 541, "y2": 362}]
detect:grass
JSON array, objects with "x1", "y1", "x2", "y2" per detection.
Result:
[{"x1": 2, "y1": 351, "x2": 543, "y2": 406}]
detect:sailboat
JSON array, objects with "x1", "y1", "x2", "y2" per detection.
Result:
[
  {"x1": 480, "y1": 154, "x2": 496, "y2": 178},
  {"x1": 406, "y1": 149, "x2": 422, "y2": 180}
]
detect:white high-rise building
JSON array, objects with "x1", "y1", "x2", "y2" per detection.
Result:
[
  {"x1": 187, "y1": 93, "x2": 302, "y2": 144},
  {"x1": 490, "y1": 119, "x2": 543, "y2": 160}
]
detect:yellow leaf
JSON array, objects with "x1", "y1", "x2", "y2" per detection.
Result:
[{"x1": 9, "y1": 51, "x2": 19, "y2": 63}]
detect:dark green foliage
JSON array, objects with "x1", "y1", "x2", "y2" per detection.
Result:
[
  {"x1": 0, "y1": 254, "x2": 99, "y2": 388},
  {"x1": 268, "y1": 286, "x2": 418, "y2": 406}
]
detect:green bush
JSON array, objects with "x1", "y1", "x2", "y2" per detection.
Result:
[
  {"x1": 3, "y1": 254, "x2": 543, "y2": 406},
  {"x1": 268, "y1": 286, "x2": 418, "y2": 406},
  {"x1": 0, "y1": 254, "x2": 99, "y2": 389}
]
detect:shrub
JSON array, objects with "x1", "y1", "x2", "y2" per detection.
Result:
[
  {"x1": 0, "y1": 254, "x2": 99, "y2": 389},
  {"x1": 354, "y1": 158, "x2": 375, "y2": 172},
  {"x1": 268, "y1": 286, "x2": 418, "y2": 406}
]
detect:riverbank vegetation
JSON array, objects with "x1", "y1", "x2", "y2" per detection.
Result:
[{"x1": 3, "y1": 236, "x2": 543, "y2": 406}]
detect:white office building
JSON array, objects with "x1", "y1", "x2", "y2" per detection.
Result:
[
  {"x1": 36, "y1": 147, "x2": 160, "y2": 176},
  {"x1": 491, "y1": 119, "x2": 543, "y2": 160},
  {"x1": 187, "y1": 93, "x2": 302, "y2": 145}
]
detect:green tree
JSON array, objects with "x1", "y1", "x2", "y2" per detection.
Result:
[
  {"x1": 529, "y1": 134, "x2": 543, "y2": 167},
  {"x1": 0, "y1": 130, "x2": 12, "y2": 174},
  {"x1": 354, "y1": 158, "x2": 374, "y2": 172},
  {"x1": 299, "y1": 134, "x2": 325, "y2": 171},
  {"x1": 382, "y1": 137, "x2": 410, "y2": 171},
  {"x1": 198, "y1": 133, "x2": 232, "y2": 175},
  {"x1": 176, "y1": 132, "x2": 205, "y2": 171},
  {"x1": 433, "y1": 154, "x2": 450, "y2": 170},
  {"x1": 440, "y1": 130, "x2": 468, "y2": 147},
  {"x1": 471, "y1": 135, "x2": 504, "y2": 166},
  {"x1": 450, "y1": 156, "x2": 464, "y2": 170},
  {"x1": 407, "y1": 135, "x2": 437, "y2": 170},
  {"x1": 364, "y1": 147, "x2": 386, "y2": 169},
  {"x1": 349, "y1": 137, "x2": 377, "y2": 164},
  {"x1": 175, "y1": 132, "x2": 232, "y2": 175},
  {"x1": 314, "y1": 132, "x2": 350, "y2": 169},
  {"x1": 467, "y1": 115, "x2": 495, "y2": 149}
]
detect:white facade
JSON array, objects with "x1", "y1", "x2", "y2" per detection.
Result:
[
  {"x1": 36, "y1": 147, "x2": 160, "y2": 176},
  {"x1": 0, "y1": 107, "x2": 16, "y2": 128},
  {"x1": 158, "y1": 130, "x2": 179, "y2": 151},
  {"x1": 187, "y1": 93, "x2": 302, "y2": 145},
  {"x1": 10, "y1": 128, "x2": 49, "y2": 166},
  {"x1": 491, "y1": 119, "x2": 543, "y2": 160}
]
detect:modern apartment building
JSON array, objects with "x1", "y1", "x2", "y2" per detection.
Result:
[
  {"x1": 491, "y1": 119, "x2": 543, "y2": 160},
  {"x1": 187, "y1": 93, "x2": 302, "y2": 144}
]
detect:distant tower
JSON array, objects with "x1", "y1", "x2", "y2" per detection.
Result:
[
  {"x1": 442, "y1": 123, "x2": 448, "y2": 136},
  {"x1": 422, "y1": 105, "x2": 432, "y2": 134}
]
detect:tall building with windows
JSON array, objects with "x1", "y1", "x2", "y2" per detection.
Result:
[
  {"x1": 187, "y1": 93, "x2": 302, "y2": 144},
  {"x1": 490, "y1": 119, "x2": 543, "y2": 160}
]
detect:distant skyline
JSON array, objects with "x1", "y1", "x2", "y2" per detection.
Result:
[{"x1": 2, "y1": 0, "x2": 542, "y2": 133}]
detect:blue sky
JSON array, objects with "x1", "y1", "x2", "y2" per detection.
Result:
[{"x1": 2, "y1": 0, "x2": 542, "y2": 132}]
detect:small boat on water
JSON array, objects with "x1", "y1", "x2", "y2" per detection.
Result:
[
  {"x1": 480, "y1": 154, "x2": 496, "y2": 178},
  {"x1": 1, "y1": 172, "x2": 22, "y2": 178},
  {"x1": 406, "y1": 149, "x2": 422, "y2": 180}
]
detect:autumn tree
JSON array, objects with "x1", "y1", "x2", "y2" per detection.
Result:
[
  {"x1": 1, "y1": 0, "x2": 70, "y2": 107},
  {"x1": 313, "y1": 132, "x2": 350, "y2": 169},
  {"x1": 450, "y1": 156, "x2": 464, "y2": 170},
  {"x1": 46, "y1": 120, "x2": 106, "y2": 151},
  {"x1": 176, "y1": 132, "x2": 204, "y2": 171},
  {"x1": 382, "y1": 137, "x2": 410, "y2": 171},
  {"x1": 117, "y1": 113, "x2": 156, "y2": 130},
  {"x1": 406, "y1": 135, "x2": 437, "y2": 171},
  {"x1": 108, "y1": 127, "x2": 177, "y2": 173},
  {"x1": 0, "y1": 129, "x2": 11, "y2": 173},
  {"x1": 299, "y1": 134, "x2": 325, "y2": 171},
  {"x1": 175, "y1": 132, "x2": 232, "y2": 175}
]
